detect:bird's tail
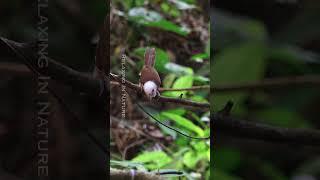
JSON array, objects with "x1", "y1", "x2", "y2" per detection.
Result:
[{"x1": 144, "y1": 47, "x2": 156, "y2": 67}]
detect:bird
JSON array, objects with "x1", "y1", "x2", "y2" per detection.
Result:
[{"x1": 139, "y1": 47, "x2": 161, "y2": 100}]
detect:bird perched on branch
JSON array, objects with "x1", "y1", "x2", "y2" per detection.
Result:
[{"x1": 139, "y1": 47, "x2": 161, "y2": 100}]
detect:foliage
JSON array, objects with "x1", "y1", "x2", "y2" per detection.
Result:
[
  {"x1": 110, "y1": 0, "x2": 210, "y2": 179},
  {"x1": 212, "y1": 3, "x2": 320, "y2": 180}
]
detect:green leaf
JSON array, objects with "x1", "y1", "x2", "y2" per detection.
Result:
[
  {"x1": 212, "y1": 42, "x2": 266, "y2": 112},
  {"x1": 269, "y1": 45, "x2": 319, "y2": 65},
  {"x1": 191, "y1": 53, "x2": 209, "y2": 62},
  {"x1": 128, "y1": 7, "x2": 189, "y2": 36},
  {"x1": 194, "y1": 75, "x2": 210, "y2": 84},
  {"x1": 183, "y1": 151, "x2": 198, "y2": 168},
  {"x1": 145, "y1": 19, "x2": 190, "y2": 36},
  {"x1": 160, "y1": 2, "x2": 181, "y2": 17},
  {"x1": 161, "y1": 112, "x2": 204, "y2": 136},
  {"x1": 191, "y1": 141, "x2": 208, "y2": 153},
  {"x1": 128, "y1": 7, "x2": 162, "y2": 22},
  {"x1": 162, "y1": 75, "x2": 194, "y2": 97},
  {"x1": 214, "y1": 148, "x2": 242, "y2": 172},
  {"x1": 162, "y1": 73, "x2": 176, "y2": 88},
  {"x1": 170, "y1": 0, "x2": 196, "y2": 10},
  {"x1": 165, "y1": 62, "x2": 194, "y2": 75},
  {"x1": 162, "y1": 108, "x2": 186, "y2": 116},
  {"x1": 132, "y1": 47, "x2": 169, "y2": 73},
  {"x1": 131, "y1": 151, "x2": 172, "y2": 170},
  {"x1": 190, "y1": 95, "x2": 209, "y2": 103},
  {"x1": 253, "y1": 108, "x2": 312, "y2": 128},
  {"x1": 110, "y1": 160, "x2": 147, "y2": 171}
]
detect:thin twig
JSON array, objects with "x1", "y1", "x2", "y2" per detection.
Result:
[
  {"x1": 137, "y1": 102, "x2": 210, "y2": 140},
  {"x1": 159, "y1": 85, "x2": 210, "y2": 92}
]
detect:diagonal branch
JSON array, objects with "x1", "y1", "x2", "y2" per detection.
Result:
[{"x1": 0, "y1": 37, "x2": 103, "y2": 96}]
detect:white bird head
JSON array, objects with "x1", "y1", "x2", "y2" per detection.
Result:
[{"x1": 143, "y1": 81, "x2": 158, "y2": 99}]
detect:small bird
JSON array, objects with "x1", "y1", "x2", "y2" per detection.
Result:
[{"x1": 139, "y1": 47, "x2": 161, "y2": 100}]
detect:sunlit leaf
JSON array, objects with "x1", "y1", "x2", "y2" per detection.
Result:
[
  {"x1": 183, "y1": 151, "x2": 198, "y2": 168},
  {"x1": 163, "y1": 73, "x2": 176, "y2": 88},
  {"x1": 162, "y1": 75, "x2": 194, "y2": 97},
  {"x1": 169, "y1": 0, "x2": 196, "y2": 10},
  {"x1": 128, "y1": 7, "x2": 189, "y2": 36},
  {"x1": 128, "y1": 7, "x2": 162, "y2": 22},
  {"x1": 191, "y1": 53, "x2": 209, "y2": 62},
  {"x1": 162, "y1": 108, "x2": 186, "y2": 116},
  {"x1": 145, "y1": 19, "x2": 190, "y2": 36},
  {"x1": 190, "y1": 95, "x2": 209, "y2": 103},
  {"x1": 165, "y1": 62, "x2": 194, "y2": 75},
  {"x1": 161, "y1": 112, "x2": 204, "y2": 136},
  {"x1": 131, "y1": 151, "x2": 172, "y2": 169}
]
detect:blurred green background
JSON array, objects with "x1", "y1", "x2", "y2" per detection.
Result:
[{"x1": 212, "y1": 1, "x2": 320, "y2": 180}]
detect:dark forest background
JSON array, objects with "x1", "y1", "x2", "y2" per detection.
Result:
[{"x1": 213, "y1": 1, "x2": 320, "y2": 180}]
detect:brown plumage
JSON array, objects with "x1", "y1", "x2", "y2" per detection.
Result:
[{"x1": 139, "y1": 47, "x2": 161, "y2": 87}]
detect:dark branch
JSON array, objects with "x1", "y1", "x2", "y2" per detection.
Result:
[
  {"x1": 0, "y1": 37, "x2": 103, "y2": 96},
  {"x1": 214, "y1": 114, "x2": 320, "y2": 146}
]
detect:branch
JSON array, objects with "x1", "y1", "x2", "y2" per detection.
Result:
[
  {"x1": 0, "y1": 37, "x2": 209, "y2": 109},
  {"x1": 213, "y1": 76, "x2": 320, "y2": 92},
  {"x1": 110, "y1": 168, "x2": 164, "y2": 180},
  {"x1": 159, "y1": 85, "x2": 210, "y2": 92},
  {"x1": 110, "y1": 73, "x2": 210, "y2": 109},
  {"x1": 3, "y1": 37, "x2": 320, "y2": 146},
  {"x1": 214, "y1": 114, "x2": 320, "y2": 146},
  {"x1": 0, "y1": 37, "x2": 103, "y2": 96}
]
